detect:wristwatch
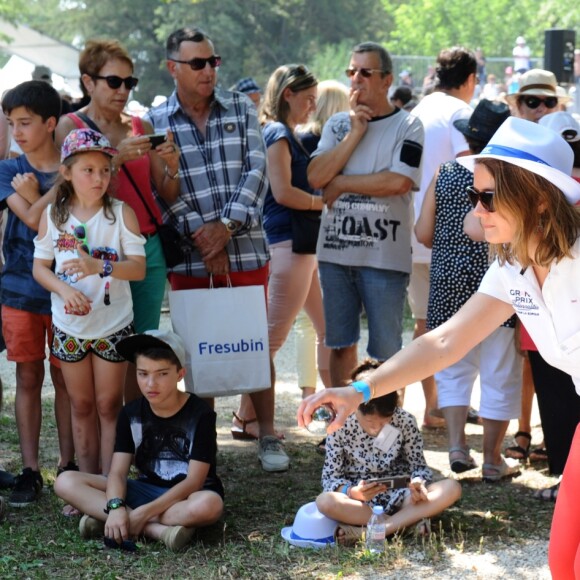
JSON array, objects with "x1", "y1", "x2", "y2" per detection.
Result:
[
  {"x1": 99, "y1": 259, "x2": 113, "y2": 278},
  {"x1": 104, "y1": 497, "x2": 126, "y2": 514},
  {"x1": 220, "y1": 217, "x2": 239, "y2": 234}
]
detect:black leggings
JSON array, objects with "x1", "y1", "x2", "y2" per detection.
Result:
[{"x1": 528, "y1": 350, "x2": 580, "y2": 475}]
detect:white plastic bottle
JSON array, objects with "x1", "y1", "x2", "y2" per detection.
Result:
[{"x1": 366, "y1": 505, "x2": 387, "y2": 554}]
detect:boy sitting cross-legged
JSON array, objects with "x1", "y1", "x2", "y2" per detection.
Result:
[{"x1": 54, "y1": 330, "x2": 224, "y2": 552}]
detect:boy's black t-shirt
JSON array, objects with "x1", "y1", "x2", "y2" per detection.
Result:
[{"x1": 115, "y1": 393, "x2": 224, "y2": 497}]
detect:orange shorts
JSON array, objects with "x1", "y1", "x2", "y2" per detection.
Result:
[{"x1": 1, "y1": 305, "x2": 59, "y2": 366}]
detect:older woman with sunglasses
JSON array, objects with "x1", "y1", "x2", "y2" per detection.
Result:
[
  {"x1": 231, "y1": 64, "x2": 331, "y2": 439},
  {"x1": 56, "y1": 39, "x2": 180, "y2": 401},
  {"x1": 506, "y1": 68, "x2": 570, "y2": 123},
  {"x1": 299, "y1": 117, "x2": 580, "y2": 579}
]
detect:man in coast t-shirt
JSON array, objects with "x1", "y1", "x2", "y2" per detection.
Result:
[{"x1": 308, "y1": 41, "x2": 423, "y2": 387}]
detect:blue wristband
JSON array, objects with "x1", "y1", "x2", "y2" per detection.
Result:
[{"x1": 352, "y1": 380, "x2": 371, "y2": 403}]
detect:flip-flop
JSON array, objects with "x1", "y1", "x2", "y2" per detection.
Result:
[
  {"x1": 231, "y1": 412, "x2": 286, "y2": 441},
  {"x1": 231, "y1": 412, "x2": 258, "y2": 440}
]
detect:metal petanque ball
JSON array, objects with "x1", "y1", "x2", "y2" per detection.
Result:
[{"x1": 307, "y1": 405, "x2": 336, "y2": 434}]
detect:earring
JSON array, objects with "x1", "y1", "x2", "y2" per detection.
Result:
[{"x1": 535, "y1": 214, "x2": 544, "y2": 235}]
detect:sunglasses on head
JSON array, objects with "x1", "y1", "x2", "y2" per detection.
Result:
[
  {"x1": 521, "y1": 95, "x2": 558, "y2": 110},
  {"x1": 72, "y1": 224, "x2": 90, "y2": 254},
  {"x1": 169, "y1": 55, "x2": 221, "y2": 71},
  {"x1": 345, "y1": 67, "x2": 388, "y2": 78},
  {"x1": 466, "y1": 185, "x2": 495, "y2": 212},
  {"x1": 91, "y1": 75, "x2": 139, "y2": 90}
]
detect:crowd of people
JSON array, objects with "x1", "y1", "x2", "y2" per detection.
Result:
[{"x1": 0, "y1": 25, "x2": 579, "y2": 576}]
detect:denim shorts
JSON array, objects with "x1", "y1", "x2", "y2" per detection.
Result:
[
  {"x1": 318, "y1": 262, "x2": 409, "y2": 361},
  {"x1": 125, "y1": 477, "x2": 225, "y2": 509}
]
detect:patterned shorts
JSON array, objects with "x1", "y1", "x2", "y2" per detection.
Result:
[{"x1": 51, "y1": 323, "x2": 134, "y2": 363}]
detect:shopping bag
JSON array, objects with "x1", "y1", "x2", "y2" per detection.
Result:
[{"x1": 168, "y1": 284, "x2": 271, "y2": 397}]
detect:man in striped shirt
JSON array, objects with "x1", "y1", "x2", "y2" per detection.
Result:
[{"x1": 146, "y1": 27, "x2": 289, "y2": 473}]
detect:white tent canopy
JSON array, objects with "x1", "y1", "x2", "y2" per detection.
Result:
[{"x1": 0, "y1": 19, "x2": 80, "y2": 80}]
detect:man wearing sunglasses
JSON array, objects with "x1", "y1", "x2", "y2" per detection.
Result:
[
  {"x1": 506, "y1": 68, "x2": 571, "y2": 124},
  {"x1": 308, "y1": 41, "x2": 423, "y2": 389},
  {"x1": 146, "y1": 28, "x2": 288, "y2": 473}
]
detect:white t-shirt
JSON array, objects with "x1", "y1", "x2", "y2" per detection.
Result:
[
  {"x1": 34, "y1": 199, "x2": 145, "y2": 338},
  {"x1": 410, "y1": 92, "x2": 471, "y2": 263},
  {"x1": 313, "y1": 109, "x2": 424, "y2": 273},
  {"x1": 513, "y1": 45, "x2": 531, "y2": 71},
  {"x1": 478, "y1": 240, "x2": 580, "y2": 394}
]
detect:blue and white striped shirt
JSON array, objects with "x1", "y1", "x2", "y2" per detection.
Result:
[{"x1": 145, "y1": 88, "x2": 270, "y2": 277}]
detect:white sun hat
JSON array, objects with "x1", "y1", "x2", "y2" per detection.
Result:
[
  {"x1": 458, "y1": 116, "x2": 580, "y2": 205},
  {"x1": 281, "y1": 502, "x2": 338, "y2": 549}
]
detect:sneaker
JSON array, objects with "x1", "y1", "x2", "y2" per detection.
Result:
[
  {"x1": 0, "y1": 469, "x2": 15, "y2": 489},
  {"x1": 57, "y1": 461, "x2": 79, "y2": 477},
  {"x1": 79, "y1": 514, "x2": 105, "y2": 539},
  {"x1": 8, "y1": 468, "x2": 43, "y2": 507},
  {"x1": 258, "y1": 435, "x2": 290, "y2": 472},
  {"x1": 160, "y1": 525, "x2": 195, "y2": 552}
]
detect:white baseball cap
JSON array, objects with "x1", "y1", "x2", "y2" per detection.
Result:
[
  {"x1": 458, "y1": 116, "x2": 580, "y2": 205},
  {"x1": 539, "y1": 112, "x2": 580, "y2": 142}
]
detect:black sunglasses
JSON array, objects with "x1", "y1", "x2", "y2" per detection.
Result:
[
  {"x1": 169, "y1": 55, "x2": 222, "y2": 71},
  {"x1": 91, "y1": 75, "x2": 139, "y2": 90},
  {"x1": 521, "y1": 95, "x2": 558, "y2": 110},
  {"x1": 466, "y1": 185, "x2": 495, "y2": 212},
  {"x1": 345, "y1": 67, "x2": 388, "y2": 78}
]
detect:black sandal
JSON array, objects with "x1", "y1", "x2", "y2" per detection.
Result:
[
  {"x1": 505, "y1": 431, "x2": 532, "y2": 460},
  {"x1": 529, "y1": 447, "x2": 548, "y2": 462}
]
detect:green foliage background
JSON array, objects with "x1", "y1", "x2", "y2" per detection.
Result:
[{"x1": 3, "y1": 0, "x2": 580, "y2": 105}]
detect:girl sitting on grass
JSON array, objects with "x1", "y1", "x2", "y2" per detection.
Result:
[
  {"x1": 33, "y1": 128, "x2": 145, "y2": 476},
  {"x1": 316, "y1": 360, "x2": 461, "y2": 543}
]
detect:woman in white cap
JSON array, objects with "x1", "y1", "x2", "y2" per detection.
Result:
[{"x1": 299, "y1": 117, "x2": 580, "y2": 579}]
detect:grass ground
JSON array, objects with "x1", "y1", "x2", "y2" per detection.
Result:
[{"x1": 0, "y1": 312, "x2": 557, "y2": 579}]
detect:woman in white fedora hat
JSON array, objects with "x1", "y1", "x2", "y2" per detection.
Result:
[{"x1": 299, "y1": 116, "x2": 580, "y2": 579}]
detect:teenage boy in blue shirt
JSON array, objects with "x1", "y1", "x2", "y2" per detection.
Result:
[{"x1": 0, "y1": 81, "x2": 75, "y2": 507}]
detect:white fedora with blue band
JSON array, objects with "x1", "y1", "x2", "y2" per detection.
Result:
[
  {"x1": 458, "y1": 117, "x2": 580, "y2": 205},
  {"x1": 281, "y1": 502, "x2": 338, "y2": 549}
]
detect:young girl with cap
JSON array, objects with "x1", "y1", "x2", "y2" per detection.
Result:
[
  {"x1": 299, "y1": 117, "x2": 580, "y2": 578},
  {"x1": 33, "y1": 128, "x2": 145, "y2": 476}
]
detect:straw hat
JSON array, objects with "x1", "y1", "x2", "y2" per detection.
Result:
[
  {"x1": 458, "y1": 117, "x2": 580, "y2": 204},
  {"x1": 505, "y1": 69, "x2": 571, "y2": 104}
]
